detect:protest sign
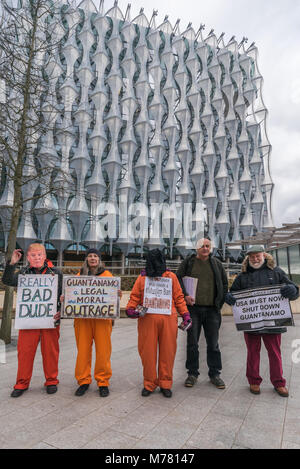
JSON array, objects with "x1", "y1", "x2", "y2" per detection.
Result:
[
  {"x1": 62, "y1": 276, "x2": 120, "y2": 319},
  {"x1": 232, "y1": 285, "x2": 294, "y2": 332},
  {"x1": 143, "y1": 277, "x2": 172, "y2": 315},
  {"x1": 15, "y1": 275, "x2": 58, "y2": 330}
]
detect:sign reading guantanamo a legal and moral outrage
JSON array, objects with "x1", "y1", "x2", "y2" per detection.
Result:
[
  {"x1": 15, "y1": 275, "x2": 58, "y2": 330},
  {"x1": 232, "y1": 285, "x2": 294, "y2": 332},
  {"x1": 62, "y1": 276, "x2": 120, "y2": 319},
  {"x1": 143, "y1": 277, "x2": 172, "y2": 315}
]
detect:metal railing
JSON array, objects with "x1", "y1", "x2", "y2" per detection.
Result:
[{"x1": 60, "y1": 259, "x2": 243, "y2": 277}]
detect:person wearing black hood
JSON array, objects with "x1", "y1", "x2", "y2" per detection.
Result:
[{"x1": 126, "y1": 249, "x2": 190, "y2": 398}]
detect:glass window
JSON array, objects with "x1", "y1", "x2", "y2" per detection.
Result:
[
  {"x1": 288, "y1": 244, "x2": 300, "y2": 284},
  {"x1": 277, "y1": 248, "x2": 289, "y2": 276}
]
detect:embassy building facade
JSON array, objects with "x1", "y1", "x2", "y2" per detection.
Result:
[{"x1": 0, "y1": 0, "x2": 274, "y2": 264}]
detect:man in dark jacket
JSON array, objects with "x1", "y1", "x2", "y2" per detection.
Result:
[
  {"x1": 177, "y1": 238, "x2": 228, "y2": 389},
  {"x1": 2, "y1": 244, "x2": 62, "y2": 398},
  {"x1": 225, "y1": 245, "x2": 299, "y2": 397}
]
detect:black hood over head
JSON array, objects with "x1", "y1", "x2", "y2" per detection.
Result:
[{"x1": 145, "y1": 249, "x2": 166, "y2": 278}]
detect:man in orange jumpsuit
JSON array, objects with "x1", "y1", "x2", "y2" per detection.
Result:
[
  {"x1": 2, "y1": 244, "x2": 62, "y2": 397},
  {"x1": 126, "y1": 249, "x2": 190, "y2": 398},
  {"x1": 71, "y1": 248, "x2": 120, "y2": 398}
]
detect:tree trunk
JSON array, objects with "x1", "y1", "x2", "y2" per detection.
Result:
[
  {"x1": 0, "y1": 203, "x2": 21, "y2": 343},
  {"x1": 0, "y1": 287, "x2": 14, "y2": 344},
  {"x1": 0, "y1": 3, "x2": 39, "y2": 343}
]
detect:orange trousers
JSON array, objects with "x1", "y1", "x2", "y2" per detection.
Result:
[
  {"x1": 15, "y1": 327, "x2": 60, "y2": 390},
  {"x1": 138, "y1": 313, "x2": 178, "y2": 391},
  {"x1": 74, "y1": 318, "x2": 112, "y2": 387}
]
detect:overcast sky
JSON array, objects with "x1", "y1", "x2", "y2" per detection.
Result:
[{"x1": 101, "y1": 0, "x2": 300, "y2": 229}]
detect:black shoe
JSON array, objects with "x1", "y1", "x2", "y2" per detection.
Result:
[
  {"x1": 11, "y1": 388, "x2": 28, "y2": 398},
  {"x1": 184, "y1": 375, "x2": 198, "y2": 387},
  {"x1": 75, "y1": 384, "x2": 89, "y2": 396},
  {"x1": 210, "y1": 376, "x2": 225, "y2": 389},
  {"x1": 160, "y1": 388, "x2": 172, "y2": 398},
  {"x1": 141, "y1": 388, "x2": 152, "y2": 397},
  {"x1": 99, "y1": 386, "x2": 109, "y2": 397},
  {"x1": 46, "y1": 385, "x2": 58, "y2": 394}
]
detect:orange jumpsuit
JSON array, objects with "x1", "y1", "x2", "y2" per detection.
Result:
[
  {"x1": 74, "y1": 270, "x2": 114, "y2": 387},
  {"x1": 126, "y1": 271, "x2": 188, "y2": 391},
  {"x1": 15, "y1": 327, "x2": 60, "y2": 390}
]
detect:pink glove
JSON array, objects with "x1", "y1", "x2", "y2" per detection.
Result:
[
  {"x1": 126, "y1": 308, "x2": 140, "y2": 319},
  {"x1": 179, "y1": 313, "x2": 192, "y2": 331},
  {"x1": 183, "y1": 312, "x2": 192, "y2": 326}
]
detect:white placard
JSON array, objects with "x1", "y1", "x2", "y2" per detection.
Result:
[
  {"x1": 232, "y1": 285, "x2": 294, "y2": 332},
  {"x1": 15, "y1": 275, "x2": 58, "y2": 330},
  {"x1": 62, "y1": 276, "x2": 120, "y2": 319},
  {"x1": 183, "y1": 276, "x2": 198, "y2": 298},
  {"x1": 143, "y1": 277, "x2": 172, "y2": 315}
]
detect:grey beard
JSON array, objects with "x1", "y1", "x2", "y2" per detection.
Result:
[{"x1": 249, "y1": 260, "x2": 265, "y2": 269}]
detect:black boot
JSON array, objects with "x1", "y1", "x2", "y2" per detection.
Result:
[
  {"x1": 99, "y1": 386, "x2": 109, "y2": 397},
  {"x1": 11, "y1": 388, "x2": 28, "y2": 398},
  {"x1": 46, "y1": 385, "x2": 58, "y2": 394},
  {"x1": 141, "y1": 388, "x2": 152, "y2": 397},
  {"x1": 160, "y1": 388, "x2": 172, "y2": 398},
  {"x1": 75, "y1": 384, "x2": 89, "y2": 396}
]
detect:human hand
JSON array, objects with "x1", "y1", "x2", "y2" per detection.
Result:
[
  {"x1": 60, "y1": 295, "x2": 65, "y2": 303},
  {"x1": 280, "y1": 284, "x2": 297, "y2": 300},
  {"x1": 225, "y1": 292, "x2": 237, "y2": 306},
  {"x1": 179, "y1": 312, "x2": 192, "y2": 331},
  {"x1": 185, "y1": 295, "x2": 195, "y2": 306},
  {"x1": 10, "y1": 249, "x2": 23, "y2": 265},
  {"x1": 53, "y1": 312, "x2": 61, "y2": 326},
  {"x1": 118, "y1": 290, "x2": 122, "y2": 298},
  {"x1": 53, "y1": 312, "x2": 61, "y2": 321},
  {"x1": 126, "y1": 308, "x2": 140, "y2": 319},
  {"x1": 183, "y1": 312, "x2": 192, "y2": 330}
]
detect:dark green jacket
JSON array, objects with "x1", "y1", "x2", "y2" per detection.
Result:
[{"x1": 176, "y1": 254, "x2": 228, "y2": 312}]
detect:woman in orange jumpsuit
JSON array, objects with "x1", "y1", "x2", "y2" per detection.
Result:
[
  {"x1": 126, "y1": 249, "x2": 190, "y2": 398},
  {"x1": 73, "y1": 248, "x2": 119, "y2": 397}
]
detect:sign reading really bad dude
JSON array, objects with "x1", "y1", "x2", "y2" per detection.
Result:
[
  {"x1": 232, "y1": 285, "x2": 294, "y2": 332},
  {"x1": 15, "y1": 275, "x2": 58, "y2": 330},
  {"x1": 62, "y1": 276, "x2": 120, "y2": 319}
]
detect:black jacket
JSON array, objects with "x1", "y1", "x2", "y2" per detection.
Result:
[
  {"x1": 2, "y1": 260, "x2": 63, "y2": 313},
  {"x1": 230, "y1": 254, "x2": 299, "y2": 334},
  {"x1": 176, "y1": 254, "x2": 228, "y2": 312}
]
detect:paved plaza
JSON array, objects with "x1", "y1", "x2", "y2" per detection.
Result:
[{"x1": 1, "y1": 315, "x2": 300, "y2": 449}]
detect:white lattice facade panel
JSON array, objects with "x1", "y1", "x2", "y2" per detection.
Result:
[{"x1": 0, "y1": 0, "x2": 274, "y2": 259}]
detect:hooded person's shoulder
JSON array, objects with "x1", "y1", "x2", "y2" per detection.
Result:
[{"x1": 162, "y1": 270, "x2": 175, "y2": 279}]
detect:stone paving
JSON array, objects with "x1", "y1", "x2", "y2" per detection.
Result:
[{"x1": 1, "y1": 315, "x2": 300, "y2": 449}]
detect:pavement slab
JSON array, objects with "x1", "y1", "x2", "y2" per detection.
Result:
[{"x1": 0, "y1": 315, "x2": 300, "y2": 449}]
